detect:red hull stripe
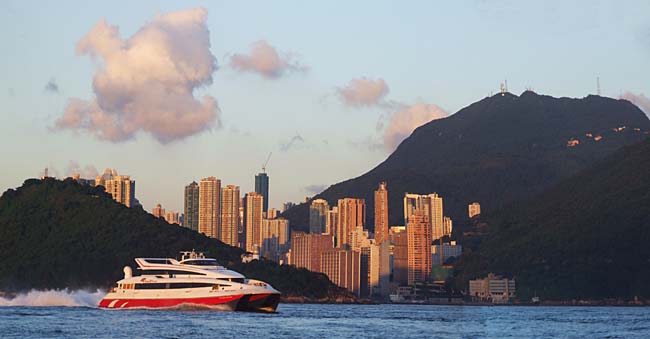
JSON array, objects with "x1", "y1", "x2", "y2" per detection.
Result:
[
  {"x1": 99, "y1": 294, "x2": 244, "y2": 308},
  {"x1": 248, "y1": 293, "x2": 272, "y2": 302}
]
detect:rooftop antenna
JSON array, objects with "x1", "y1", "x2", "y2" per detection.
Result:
[
  {"x1": 505, "y1": 79, "x2": 508, "y2": 92},
  {"x1": 262, "y1": 152, "x2": 272, "y2": 173},
  {"x1": 597, "y1": 76, "x2": 601, "y2": 96},
  {"x1": 44, "y1": 167, "x2": 48, "y2": 178},
  {"x1": 500, "y1": 82, "x2": 506, "y2": 96}
]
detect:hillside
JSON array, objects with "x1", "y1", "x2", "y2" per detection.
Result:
[
  {"x1": 283, "y1": 91, "x2": 650, "y2": 232},
  {"x1": 0, "y1": 178, "x2": 352, "y2": 301},
  {"x1": 455, "y1": 137, "x2": 650, "y2": 300}
]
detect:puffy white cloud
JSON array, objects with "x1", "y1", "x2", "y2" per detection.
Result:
[
  {"x1": 383, "y1": 103, "x2": 447, "y2": 151},
  {"x1": 230, "y1": 40, "x2": 307, "y2": 78},
  {"x1": 337, "y1": 77, "x2": 389, "y2": 107},
  {"x1": 55, "y1": 7, "x2": 220, "y2": 143},
  {"x1": 621, "y1": 92, "x2": 650, "y2": 117}
]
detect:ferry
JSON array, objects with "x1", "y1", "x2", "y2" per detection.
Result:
[{"x1": 98, "y1": 251, "x2": 281, "y2": 312}]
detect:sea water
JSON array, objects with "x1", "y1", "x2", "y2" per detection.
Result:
[{"x1": 1, "y1": 290, "x2": 649, "y2": 338}]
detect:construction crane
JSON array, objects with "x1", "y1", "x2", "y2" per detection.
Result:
[{"x1": 262, "y1": 152, "x2": 272, "y2": 173}]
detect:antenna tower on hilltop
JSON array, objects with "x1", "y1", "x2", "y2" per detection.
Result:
[{"x1": 597, "y1": 76, "x2": 601, "y2": 96}]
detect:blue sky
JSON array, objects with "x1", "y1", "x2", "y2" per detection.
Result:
[{"x1": 1, "y1": 0, "x2": 649, "y2": 213}]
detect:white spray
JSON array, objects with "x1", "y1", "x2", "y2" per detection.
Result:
[{"x1": 0, "y1": 289, "x2": 105, "y2": 307}]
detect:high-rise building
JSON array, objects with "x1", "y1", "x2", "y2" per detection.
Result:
[
  {"x1": 184, "y1": 181, "x2": 200, "y2": 231},
  {"x1": 164, "y1": 211, "x2": 180, "y2": 225},
  {"x1": 244, "y1": 192, "x2": 264, "y2": 252},
  {"x1": 98, "y1": 169, "x2": 136, "y2": 208},
  {"x1": 282, "y1": 202, "x2": 296, "y2": 212},
  {"x1": 443, "y1": 216, "x2": 453, "y2": 237},
  {"x1": 220, "y1": 185, "x2": 240, "y2": 247},
  {"x1": 370, "y1": 240, "x2": 390, "y2": 297},
  {"x1": 431, "y1": 241, "x2": 463, "y2": 266},
  {"x1": 199, "y1": 177, "x2": 221, "y2": 238},
  {"x1": 469, "y1": 202, "x2": 481, "y2": 219},
  {"x1": 309, "y1": 199, "x2": 330, "y2": 234},
  {"x1": 374, "y1": 182, "x2": 389, "y2": 245},
  {"x1": 290, "y1": 232, "x2": 334, "y2": 272},
  {"x1": 260, "y1": 218, "x2": 290, "y2": 262},
  {"x1": 152, "y1": 203, "x2": 165, "y2": 218},
  {"x1": 320, "y1": 249, "x2": 361, "y2": 296},
  {"x1": 350, "y1": 226, "x2": 371, "y2": 252},
  {"x1": 390, "y1": 226, "x2": 408, "y2": 285},
  {"x1": 326, "y1": 207, "x2": 338, "y2": 235},
  {"x1": 336, "y1": 198, "x2": 366, "y2": 249},
  {"x1": 255, "y1": 172, "x2": 269, "y2": 213},
  {"x1": 267, "y1": 207, "x2": 280, "y2": 219},
  {"x1": 407, "y1": 212, "x2": 432, "y2": 285},
  {"x1": 403, "y1": 193, "x2": 444, "y2": 241}
]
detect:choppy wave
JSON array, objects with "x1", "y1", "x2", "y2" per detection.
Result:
[{"x1": 0, "y1": 289, "x2": 105, "y2": 307}]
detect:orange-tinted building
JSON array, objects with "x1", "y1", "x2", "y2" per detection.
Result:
[
  {"x1": 336, "y1": 198, "x2": 366, "y2": 249},
  {"x1": 374, "y1": 182, "x2": 389, "y2": 244},
  {"x1": 321, "y1": 249, "x2": 361, "y2": 296},
  {"x1": 407, "y1": 211, "x2": 432, "y2": 285},
  {"x1": 290, "y1": 232, "x2": 334, "y2": 273}
]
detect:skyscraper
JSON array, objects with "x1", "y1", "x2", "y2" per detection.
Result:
[
  {"x1": 184, "y1": 181, "x2": 199, "y2": 231},
  {"x1": 469, "y1": 202, "x2": 481, "y2": 219},
  {"x1": 336, "y1": 198, "x2": 366, "y2": 249},
  {"x1": 260, "y1": 217, "x2": 290, "y2": 262},
  {"x1": 244, "y1": 192, "x2": 264, "y2": 252},
  {"x1": 220, "y1": 185, "x2": 240, "y2": 247},
  {"x1": 309, "y1": 199, "x2": 329, "y2": 234},
  {"x1": 255, "y1": 172, "x2": 269, "y2": 213},
  {"x1": 390, "y1": 226, "x2": 408, "y2": 286},
  {"x1": 374, "y1": 182, "x2": 389, "y2": 244},
  {"x1": 199, "y1": 177, "x2": 221, "y2": 238},
  {"x1": 291, "y1": 232, "x2": 334, "y2": 272},
  {"x1": 320, "y1": 249, "x2": 361, "y2": 296},
  {"x1": 370, "y1": 240, "x2": 390, "y2": 297},
  {"x1": 152, "y1": 203, "x2": 165, "y2": 218},
  {"x1": 407, "y1": 211, "x2": 432, "y2": 285},
  {"x1": 403, "y1": 193, "x2": 444, "y2": 241},
  {"x1": 443, "y1": 216, "x2": 453, "y2": 237},
  {"x1": 99, "y1": 170, "x2": 135, "y2": 208},
  {"x1": 326, "y1": 206, "x2": 338, "y2": 235}
]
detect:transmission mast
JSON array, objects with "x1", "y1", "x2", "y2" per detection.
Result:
[{"x1": 597, "y1": 76, "x2": 601, "y2": 96}]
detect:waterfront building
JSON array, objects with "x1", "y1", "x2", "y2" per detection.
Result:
[
  {"x1": 336, "y1": 198, "x2": 366, "y2": 249},
  {"x1": 309, "y1": 199, "x2": 329, "y2": 234},
  {"x1": 260, "y1": 218, "x2": 290, "y2": 262},
  {"x1": 469, "y1": 273, "x2": 516, "y2": 303},
  {"x1": 403, "y1": 193, "x2": 444, "y2": 241},
  {"x1": 152, "y1": 203, "x2": 165, "y2": 218},
  {"x1": 374, "y1": 182, "x2": 389, "y2": 245},
  {"x1": 255, "y1": 172, "x2": 269, "y2": 213},
  {"x1": 407, "y1": 212, "x2": 432, "y2": 285},
  {"x1": 244, "y1": 192, "x2": 264, "y2": 252},
  {"x1": 321, "y1": 249, "x2": 360, "y2": 296},
  {"x1": 390, "y1": 226, "x2": 408, "y2": 286},
  {"x1": 199, "y1": 176, "x2": 221, "y2": 238},
  {"x1": 291, "y1": 232, "x2": 334, "y2": 272},
  {"x1": 370, "y1": 240, "x2": 390, "y2": 297},
  {"x1": 184, "y1": 181, "x2": 200, "y2": 231},
  {"x1": 469, "y1": 202, "x2": 481, "y2": 219},
  {"x1": 220, "y1": 185, "x2": 240, "y2": 247},
  {"x1": 431, "y1": 241, "x2": 463, "y2": 265}
]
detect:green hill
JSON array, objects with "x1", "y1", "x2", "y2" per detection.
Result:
[
  {"x1": 454, "y1": 137, "x2": 650, "y2": 301},
  {"x1": 282, "y1": 92, "x2": 650, "y2": 233},
  {"x1": 0, "y1": 178, "x2": 351, "y2": 301}
]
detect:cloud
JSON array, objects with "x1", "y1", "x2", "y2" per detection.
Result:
[
  {"x1": 304, "y1": 184, "x2": 327, "y2": 196},
  {"x1": 44, "y1": 78, "x2": 60, "y2": 94},
  {"x1": 54, "y1": 7, "x2": 220, "y2": 143},
  {"x1": 621, "y1": 92, "x2": 650, "y2": 117},
  {"x1": 280, "y1": 133, "x2": 305, "y2": 152},
  {"x1": 230, "y1": 40, "x2": 307, "y2": 78},
  {"x1": 64, "y1": 161, "x2": 99, "y2": 178},
  {"x1": 382, "y1": 103, "x2": 447, "y2": 152},
  {"x1": 337, "y1": 77, "x2": 389, "y2": 107}
]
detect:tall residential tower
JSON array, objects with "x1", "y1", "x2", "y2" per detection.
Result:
[
  {"x1": 184, "y1": 181, "x2": 199, "y2": 231},
  {"x1": 255, "y1": 173, "x2": 269, "y2": 213},
  {"x1": 199, "y1": 177, "x2": 221, "y2": 238}
]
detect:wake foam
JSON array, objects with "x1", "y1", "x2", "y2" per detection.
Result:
[{"x1": 0, "y1": 289, "x2": 105, "y2": 307}]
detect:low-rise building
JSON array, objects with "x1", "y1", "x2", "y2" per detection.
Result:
[{"x1": 469, "y1": 273, "x2": 516, "y2": 303}]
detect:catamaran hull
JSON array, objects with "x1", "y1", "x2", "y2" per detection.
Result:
[
  {"x1": 236, "y1": 293, "x2": 281, "y2": 313},
  {"x1": 98, "y1": 294, "x2": 243, "y2": 310}
]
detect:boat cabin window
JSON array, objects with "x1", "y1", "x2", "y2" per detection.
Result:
[
  {"x1": 140, "y1": 269, "x2": 206, "y2": 276},
  {"x1": 134, "y1": 282, "x2": 217, "y2": 290},
  {"x1": 181, "y1": 259, "x2": 220, "y2": 266},
  {"x1": 144, "y1": 259, "x2": 174, "y2": 265},
  {"x1": 227, "y1": 278, "x2": 245, "y2": 284}
]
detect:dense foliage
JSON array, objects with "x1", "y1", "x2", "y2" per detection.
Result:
[
  {"x1": 282, "y1": 92, "x2": 650, "y2": 233},
  {"x1": 0, "y1": 178, "x2": 348, "y2": 300},
  {"x1": 455, "y1": 137, "x2": 650, "y2": 300}
]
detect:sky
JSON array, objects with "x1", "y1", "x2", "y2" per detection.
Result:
[{"x1": 1, "y1": 0, "x2": 649, "y2": 214}]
